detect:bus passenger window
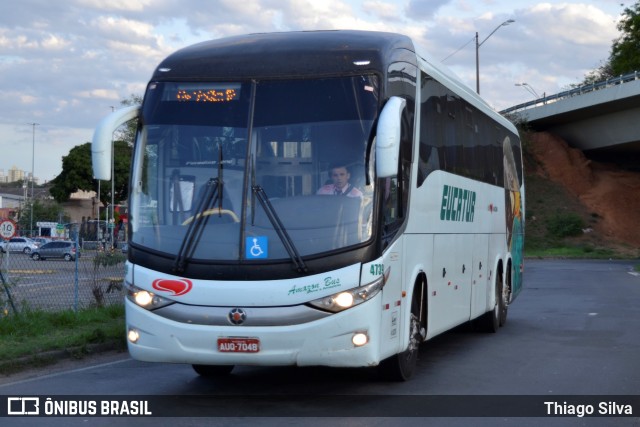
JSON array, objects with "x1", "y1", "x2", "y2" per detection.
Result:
[{"x1": 383, "y1": 176, "x2": 399, "y2": 227}]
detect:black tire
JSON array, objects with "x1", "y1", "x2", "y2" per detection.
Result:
[
  {"x1": 23, "y1": 247, "x2": 32, "y2": 254},
  {"x1": 477, "y1": 276, "x2": 501, "y2": 333},
  {"x1": 378, "y1": 329, "x2": 419, "y2": 381},
  {"x1": 379, "y1": 286, "x2": 424, "y2": 381},
  {"x1": 64, "y1": 254, "x2": 73, "y2": 261},
  {"x1": 31, "y1": 253, "x2": 41, "y2": 261},
  {"x1": 192, "y1": 364, "x2": 234, "y2": 377}
]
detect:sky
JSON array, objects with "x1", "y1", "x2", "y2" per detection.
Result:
[{"x1": 0, "y1": 0, "x2": 626, "y2": 182}]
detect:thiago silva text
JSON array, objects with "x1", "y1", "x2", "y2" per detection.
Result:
[{"x1": 545, "y1": 401, "x2": 633, "y2": 417}]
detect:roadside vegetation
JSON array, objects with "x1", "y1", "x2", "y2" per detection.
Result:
[
  {"x1": 521, "y1": 136, "x2": 639, "y2": 260},
  {"x1": 0, "y1": 305, "x2": 125, "y2": 375},
  {"x1": 524, "y1": 174, "x2": 622, "y2": 259}
]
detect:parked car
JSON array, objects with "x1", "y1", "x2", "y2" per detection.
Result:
[
  {"x1": 0, "y1": 237, "x2": 39, "y2": 254},
  {"x1": 32, "y1": 237, "x2": 52, "y2": 246},
  {"x1": 30, "y1": 241, "x2": 80, "y2": 261}
]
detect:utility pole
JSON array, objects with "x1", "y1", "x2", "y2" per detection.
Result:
[{"x1": 27, "y1": 122, "x2": 39, "y2": 236}]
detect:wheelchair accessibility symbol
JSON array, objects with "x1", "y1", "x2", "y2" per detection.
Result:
[{"x1": 246, "y1": 236, "x2": 268, "y2": 259}]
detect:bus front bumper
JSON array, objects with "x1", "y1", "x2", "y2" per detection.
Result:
[{"x1": 124, "y1": 296, "x2": 384, "y2": 368}]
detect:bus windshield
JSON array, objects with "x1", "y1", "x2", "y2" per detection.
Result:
[{"x1": 130, "y1": 76, "x2": 379, "y2": 262}]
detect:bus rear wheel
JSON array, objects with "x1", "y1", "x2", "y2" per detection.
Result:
[
  {"x1": 192, "y1": 364, "x2": 234, "y2": 377},
  {"x1": 477, "y1": 275, "x2": 502, "y2": 333},
  {"x1": 499, "y1": 267, "x2": 510, "y2": 327}
]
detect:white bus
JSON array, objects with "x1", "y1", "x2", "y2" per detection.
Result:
[{"x1": 92, "y1": 30, "x2": 524, "y2": 381}]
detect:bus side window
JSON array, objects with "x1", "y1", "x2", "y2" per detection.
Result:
[
  {"x1": 382, "y1": 176, "x2": 399, "y2": 226},
  {"x1": 382, "y1": 104, "x2": 412, "y2": 237}
]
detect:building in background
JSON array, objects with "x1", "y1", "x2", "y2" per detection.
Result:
[{"x1": 0, "y1": 166, "x2": 39, "y2": 185}]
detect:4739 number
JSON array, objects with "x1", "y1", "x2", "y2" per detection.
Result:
[{"x1": 370, "y1": 264, "x2": 384, "y2": 275}]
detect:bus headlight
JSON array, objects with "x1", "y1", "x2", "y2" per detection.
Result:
[
  {"x1": 125, "y1": 283, "x2": 174, "y2": 310},
  {"x1": 308, "y1": 277, "x2": 383, "y2": 313}
]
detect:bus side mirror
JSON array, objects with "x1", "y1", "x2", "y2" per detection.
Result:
[
  {"x1": 375, "y1": 96, "x2": 406, "y2": 178},
  {"x1": 92, "y1": 105, "x2": 140, "y2": 180}
]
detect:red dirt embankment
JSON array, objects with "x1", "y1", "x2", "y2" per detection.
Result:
[{"x1": 529, "y1": 132, "x2": 640, "y2": 247}]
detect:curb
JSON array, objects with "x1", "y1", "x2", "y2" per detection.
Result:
[{"x1": 0, "y1": 339, "x2": 126, "y2": 375}]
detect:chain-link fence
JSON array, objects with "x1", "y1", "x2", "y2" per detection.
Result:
[{"x1": 0, "y1": 244, "x2": 125, "y2": 315}]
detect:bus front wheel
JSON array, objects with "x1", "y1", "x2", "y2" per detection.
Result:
[{"x1": 379, "y1": 287, "x2": 425, "y2": 381}]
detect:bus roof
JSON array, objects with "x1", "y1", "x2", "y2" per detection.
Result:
[
  {"x1": 152, "y1": 30, "x2": 516, "y2": 134},
  {"x1": 152, "y1": 30, "x2": 415, "y2": 81}
]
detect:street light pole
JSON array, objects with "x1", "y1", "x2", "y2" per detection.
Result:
[
  {"x1": 96, "y1": 178, "x2": 101, "y2": 244},
  {"x1": 515, "y1": 82, "x2": 540, "y2": 99},
  {"x1": 27, "y1": 122, "x2": 39, "y2": 237},
  {"x1": 475, "y1": 19, "x2": 515, "y2": 94},
  {"x1": 475, "y1": 32, "x2": 480, "y2": 94},
  {"x1": 110, "y1": 106, "x2": 115, "y2": 249}
]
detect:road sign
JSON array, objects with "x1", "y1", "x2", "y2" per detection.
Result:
[{"x1": 0, "y1": 219, "x2": 17, "y2": 240}]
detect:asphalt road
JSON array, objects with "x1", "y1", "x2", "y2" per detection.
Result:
[{"x1": 1, "y1": 259, "x2": 639, "y2": 426}]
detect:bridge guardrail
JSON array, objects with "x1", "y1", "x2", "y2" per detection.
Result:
[{"x1": 500, "y1": 71, "x2": 640, "y2": 115}]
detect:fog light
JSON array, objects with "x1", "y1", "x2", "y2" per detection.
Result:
[
  {"x1": 352, "y1": 332, "x2": 368, "y2": 347},
  {"x1": 128, "y1": 328, "x2": 140, "y2": 344}
]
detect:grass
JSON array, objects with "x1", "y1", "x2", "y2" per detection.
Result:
[
  {"x1": 0, "y1": 304, "x2": 125, "y2": 375},
  {"x1": 525, "y1": 246, "x2": 618, "y2": 259},
  {"x1": 523, "y1": 163, "x2": 639, "y2": 259}
]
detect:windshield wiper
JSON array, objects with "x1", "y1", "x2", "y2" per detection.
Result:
[
  {"x1": 173, "y1": 142, "x2": 226, "y2": 274},
  {"x1": 172, "y1": 177, "x2": 220, "y2": 274},
  {"x1": 252, "y1": 185, "x2": 307, "y2": 273}
]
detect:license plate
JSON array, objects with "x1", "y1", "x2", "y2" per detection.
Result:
[{"x1": 217, "y1": 337, "x2": 260, "y2": 353}]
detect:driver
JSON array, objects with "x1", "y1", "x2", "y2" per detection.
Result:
[{"x1": 316, "y1": 164, "x2": 363, "y2": 198}]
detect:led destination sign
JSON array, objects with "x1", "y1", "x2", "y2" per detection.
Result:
[{"x1": 164, "y1": 83, "x2": 241, "y2": 103}]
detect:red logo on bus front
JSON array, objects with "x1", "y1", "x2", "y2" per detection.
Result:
[{"x1": 152, "y1": 278, "x2": 193, "y2": 296}]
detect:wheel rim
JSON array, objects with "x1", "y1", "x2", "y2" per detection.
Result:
[
  {"x1": 408, "y1": 313, "x2": 422, "y2": 352},
  {"x1": 499, "y1": 280, "x2": 509, "y2": 325}
]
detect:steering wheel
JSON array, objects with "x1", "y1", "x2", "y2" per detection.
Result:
[{"x1": 182, "y1": 208, "x2": 240, "y2": 225}]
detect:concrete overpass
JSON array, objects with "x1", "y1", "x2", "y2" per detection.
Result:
[{"x1": 500, "y1": 72, "x2": 640, "y2": 164}]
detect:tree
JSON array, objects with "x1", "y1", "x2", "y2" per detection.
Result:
[
  {"x1": 610, "y1": 2, "x2": 640, "y2": 76},
  {"x1": 115, "y1": 94, "x2": 142, "y2": 144},
  {"x1": 49, "y1": 143, "x2": 92, "y2": 203},
  {"x1": 577, "y1": 2, "x2": 639, "y2": 86},
  {"x1": 582, "y1": 61, "x2": 614, "y2": 85},
  {"x1": 49, "y1": 94, "x2": 140, "y2": 206},
  {"x1": 49, "y1": 140, "x2": 132, "y2": 206},
  {"x1": 16, "y1": 200, "x2": 69, "y2": 234}
]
